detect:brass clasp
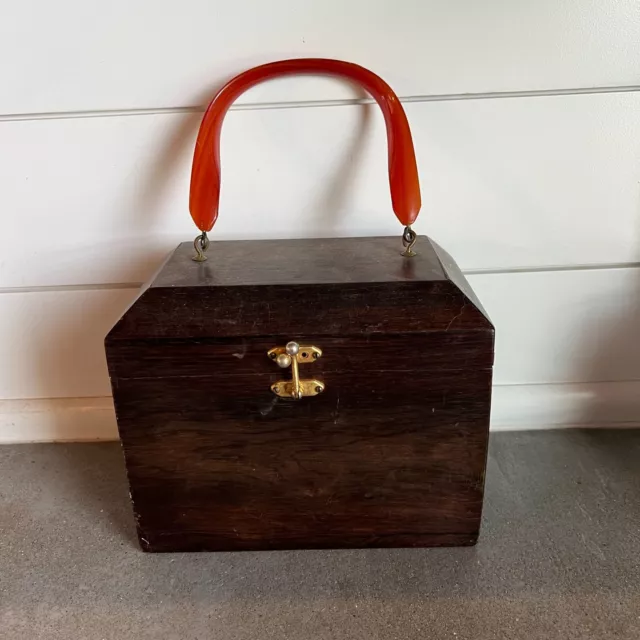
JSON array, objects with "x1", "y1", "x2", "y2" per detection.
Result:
[{"x1": 267, "y1": 342, "x2": 324, "y2": 399}]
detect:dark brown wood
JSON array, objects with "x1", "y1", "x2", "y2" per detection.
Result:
[{"x1": 106, "y1": 235, "x2": 494, "y2": 552}]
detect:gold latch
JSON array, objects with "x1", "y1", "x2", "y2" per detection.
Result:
[{"x1": 267, "y1": 341, "x2": 324, "y2": 400}]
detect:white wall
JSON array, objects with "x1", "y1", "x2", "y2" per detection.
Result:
[{"x1": 1, "y1": 0, "x2": 640, "y2": 441}]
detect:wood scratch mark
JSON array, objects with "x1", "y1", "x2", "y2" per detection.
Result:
[
  {"x1": 259, "y1": 396, "x2": 278, "y2": 416},
  {"x1": 233, "y1": 299, "x2": 245, "y2": 324},
  {"x1": 445, "y1": 303, "x2": 467, "y2": 331},
  {"x1": 232, "y1": 341, "x2": 247, "y2": 359}
]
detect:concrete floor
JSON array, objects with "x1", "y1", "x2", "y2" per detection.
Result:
[{"x1": 1, "y1": 430, "x2": 639, "y2": 639}]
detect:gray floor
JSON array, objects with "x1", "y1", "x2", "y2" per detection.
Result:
[{"x1": 1, "y1": 430, "x2": 639, "y2": 639}]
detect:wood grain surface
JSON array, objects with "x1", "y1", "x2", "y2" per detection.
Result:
[{"x1": 106, "y1": 235, "x2": 494, "y2": 551}]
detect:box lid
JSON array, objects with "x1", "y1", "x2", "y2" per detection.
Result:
[
  {"x1": 153, "y1": 236, "x2": 447, "y2": 288},
  {"x1": 107, "y1": 236, "x2": 492, "y2": 339}
]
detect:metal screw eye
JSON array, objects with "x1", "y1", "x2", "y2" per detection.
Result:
[
  {"x1": 192, "y1": 232, "x2": 210, "y2": 262},
  {"x1": 401, "y1": 225, "x2": 417, "y2": 257}
]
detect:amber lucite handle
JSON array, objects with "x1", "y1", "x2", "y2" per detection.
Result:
[{"x1": 189, "y1": 58, "x2": 422, "y2": 233}]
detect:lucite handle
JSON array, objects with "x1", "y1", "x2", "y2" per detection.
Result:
[{"x1": 189, "y1": 58, "x2": 422, "y2": 233}]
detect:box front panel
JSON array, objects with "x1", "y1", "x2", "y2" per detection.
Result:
[{"x1": 112, "y1": 334, "x2": 492, "y2": 551}]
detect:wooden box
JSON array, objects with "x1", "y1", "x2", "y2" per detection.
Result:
[{"x1": 105, "y1": 235, "x2": 494, "y2": 552}]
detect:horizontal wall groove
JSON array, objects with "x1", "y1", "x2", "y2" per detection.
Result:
[
  {"x1": 463, "y1": 261, "x2": 640, "y2": 277},
  {"x1": 11, "y1": 377, "x2": 640, "y2": 401},
  {"x1": 0, "y1": 282, "x2": 142, "y2": 295},
  {"x1": 492, "y1": 377, "x2": 640, "y2": 389},
  {"x1": 2, "y1": 260, "x2": 640, "y2": 295},
  {"x1": 4, "y1": 380, "x2": 640, "y2": 442},
  {"x1": 1, "y1": 84, "x2": 640, "y2": 123}
]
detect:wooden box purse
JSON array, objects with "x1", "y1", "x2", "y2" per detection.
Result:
[{"x1": 105, "y1": 59, "x2": 494, "y2": 552}]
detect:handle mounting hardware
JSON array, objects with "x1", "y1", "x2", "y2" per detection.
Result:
[
  {"x1": 192, "y1": 232, "x2": 210, "y2": 262},
  {"x1": 401, "y1": 226, "x2": 417, "y2": 257}
]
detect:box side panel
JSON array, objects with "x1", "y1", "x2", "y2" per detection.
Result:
[{"x1": 428, "y1": 237, "x2": 494, "y2": 326}]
